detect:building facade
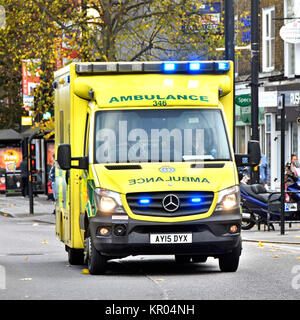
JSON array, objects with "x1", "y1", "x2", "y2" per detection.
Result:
[{"x1": 235, "y1": 0, "x2": 300, "y2": 189}]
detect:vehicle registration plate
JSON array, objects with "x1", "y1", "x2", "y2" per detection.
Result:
[
  {"x1": 285, "y1": 203, "x2": 298, "y2": 211},
  {"x1": 150, "y1": 233, "x2": 192, "y2": 244}
]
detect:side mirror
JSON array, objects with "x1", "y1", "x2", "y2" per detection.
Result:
[
  {"x1": 57, "y1": 144, "x2": 71, "y2": 170},
  {"x1": 248, "y1": 140, "x2": 261, "y2": 166},
  {"x1": 75, "y1": 156, "x2": 89, "y2": 170},
  {"x1": 235, "y1": 140, "x2": 261, "y2": 167},
  {"x1": 57, "y1": 144, "x2": 89, "y2": 170}
]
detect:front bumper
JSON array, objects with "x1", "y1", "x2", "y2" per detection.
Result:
[{"x1": 88, "y1": 209, "x2": 242, "y2": 258}]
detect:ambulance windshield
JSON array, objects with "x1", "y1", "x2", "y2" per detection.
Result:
[{"x1": 94, "y1": 108, "x2": 231, "y2": 163}]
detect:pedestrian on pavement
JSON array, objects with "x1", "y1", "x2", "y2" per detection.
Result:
[
  {"x1": 20, "y1": 155, "x2": 28, "y2": 197},
  {"x1": 259, "y1": 153, "x2": 270, "y2": 188},
  {"x1": 291, "y1": 154, "x2": 298, "y2": 164},
  {"x1": 291, "y1": 154, "x2": 299, "y2": 177},
  {"x1": 49, "y1": 155, "x2": 55, "y2": 200},
  {"x1": 49, "y1": 155, "x2": 56, "y2": 215}
]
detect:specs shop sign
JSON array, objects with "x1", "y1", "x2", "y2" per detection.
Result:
[
  {"x1": 235, "y1": 94, "x2": 251, "y2": 107},
  {"x1": 280, "y1": 21, "x2": 300, "y2": 44}
]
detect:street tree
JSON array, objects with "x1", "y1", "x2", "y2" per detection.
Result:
[{"x1": 0, "y1": 0, "x2": 225, "y2": 131}]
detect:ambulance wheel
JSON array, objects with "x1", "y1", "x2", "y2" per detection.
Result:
[
  {"x1": 175, "y1": 255, "x2": 191, "y2": 263},
  {"x1": 85, "y1": 236, "x2": 107, "y2": 275},
  {"x1": 67, "y1": 247, "x2": 84, "y2": 265},
  {"x1": 218, "y1": 242, "x2": 241, "y2": 272}
]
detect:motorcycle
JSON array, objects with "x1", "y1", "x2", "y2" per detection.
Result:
[
  {"x1": 285, "y1": 161, "x2": 300, "y2": 203},
  {"x1": 239, "y1": 164, "x2": 300, "y2": 231}
]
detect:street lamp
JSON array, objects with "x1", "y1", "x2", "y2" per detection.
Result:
[
  {"x1": 224, "y1": 0, "x2": 235, "y2": 151},
  {"x1": 250, "y1": 0, "x2": 260, "y2": 184},
  {"x1": 278, "y1": 94, "x2": 286, "y2": 235}
]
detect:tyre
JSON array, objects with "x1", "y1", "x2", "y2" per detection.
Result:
[
  {"x1": 175, "y1": 255, "x2": 191, "y2": 263},
  {"x1": 67, "y1": 247, "x2": 84, "y2": 265},
  {"x1": 241, "y1": 219, "x2": 255, "y2": 230},
  {"x1": 191, "y1": 255, "x2": 207, "y2": 263},
  {"x1": 241, "y1": 213, "x2": 256, "y2": 230},
  {"x1": 218, "y1": 242, "x2": 242, "y2": 272},
  {"x1": 84, "y1": 235, "x2": 107, "y2": 275}
]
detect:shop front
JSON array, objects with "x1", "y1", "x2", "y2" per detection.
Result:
[
  {"x1": 262, "y1": 88, "x2": 300, "y2": 189},
  {"x1": 0, "y1": 129, "x2": 23, "y2": 195},
  {"x1": 21, "y1": 127, "x2": 54, "y2": 196},
  {"x1": 234, "y1": 89, "x2": 266, "y2": 156}
]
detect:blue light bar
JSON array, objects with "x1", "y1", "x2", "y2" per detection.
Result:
[
  {"x1": 189, "y1": 62, "x2": 201, "y2": 71},
  {"x1": 217, "y1": 62, "x2": 230, "y2": 71},
  {"x1": 191, "y1": 197, "x2": 202, "y2": 203},
  {"x1": 75, "y1": 61, "x2": 229, "y2": 75},
  {"x1": 139, "y1": 198, "x2": 151, "y2": 205},
  {"x1": 163, "y1": 63, "x2": 176, "y2": 72}
]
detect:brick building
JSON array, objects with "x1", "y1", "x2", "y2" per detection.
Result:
[{"x1": 234, "y1": 0, "x2": 300, "y2": 189}]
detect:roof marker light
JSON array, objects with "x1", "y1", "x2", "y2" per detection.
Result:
[
  {"x1": 163, "y1": 63, "x2": 176, "y2": 72},
  {"x1": 217, "y1": 62, "x2": 230, "y2": 71},
  {"x1": 189, "y1": 62, "x2": 201, "y2": 71}
]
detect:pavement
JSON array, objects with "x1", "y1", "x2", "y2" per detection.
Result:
[
  {"x1": 0, "y1": 193, "x2": 55, "y2": 224},
  {"x1": 1, "y1": 193, "x2": 300, "y2": 245}
]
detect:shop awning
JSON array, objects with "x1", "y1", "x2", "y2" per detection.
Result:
[
  {"x1": 21, "y1": 127, "x2": 54, "y2": 140},
  {"x1": 0, "y1": 129, "x2": 23, "y2": 141}
]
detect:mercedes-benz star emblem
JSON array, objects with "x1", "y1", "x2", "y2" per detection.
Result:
[{"x1": 162, "y1": 194, "x2": 180, "y2": 212}]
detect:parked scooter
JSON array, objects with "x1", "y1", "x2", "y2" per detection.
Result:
[
  {"x1": 285, "y1": 161, "x2": 300, "y2": 211},
  {"x1": 239, "y1": 165, "x2": 300, "y2": 230}
]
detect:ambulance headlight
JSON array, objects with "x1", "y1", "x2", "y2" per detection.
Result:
[
  {"x1": 215, "y1": 186, "x2": 240, "y2": 211},
  {"x1": 94, "y1": 188, "x2": 126, "y2": 214}
]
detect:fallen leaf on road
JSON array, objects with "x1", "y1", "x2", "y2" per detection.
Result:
[
  {"x1": 3, "y1": 213, "x2": 8, "y2": 217},
  {"x1": 81, "y1": 269, "x2": 90, "y2": 274},
  {"x1": 20, "y1": 278, "x2": 32, "y2": 281},
  {"x1": 258, "y1": 241, "x2": 264, "y2": 247},
  {"x1": 272, "y1": 255, "x2": 279, "y2": 258},
  {"x1": 41, "y1": 240, "x2": 48, "y2": 244},
  {"x1": 269, "y1": 249, "x2": 276, "y2": 252}
]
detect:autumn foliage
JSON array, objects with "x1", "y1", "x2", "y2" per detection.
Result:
[{"x1": 0, "y1": 0, "x2": 225, "y2": 131}]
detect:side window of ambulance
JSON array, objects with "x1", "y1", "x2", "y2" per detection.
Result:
[{"x1": 84, "y1": 114, "x2": 90, "y2": 157}]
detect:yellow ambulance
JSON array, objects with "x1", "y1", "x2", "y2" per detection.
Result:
[{"x1": 54, "y1": 61, "x2": 260, "y2": 274}]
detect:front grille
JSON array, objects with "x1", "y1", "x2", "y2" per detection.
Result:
[{"x1": 126, "y1": 191, "x2": 214, "y2": 217}]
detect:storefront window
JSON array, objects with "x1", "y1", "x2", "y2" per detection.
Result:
[
  {"x1": 266, "y1": 114, "x2": 271, "y2": 132},
  {"x1": 236, "y1": 126, "x2": 246, "y2": 154},
  {"x1": 265, "y1": 114, "x2": 272, "y2": 168},
  {"x1": 292, "y1": 122, "x2": 298, "y2": 155},
  {"x1": 259, "y1": 125, "x2": 265, "y2": 155},
  {"x1": 266, "y1": 132, "x2": 271, "y2": 170}
]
